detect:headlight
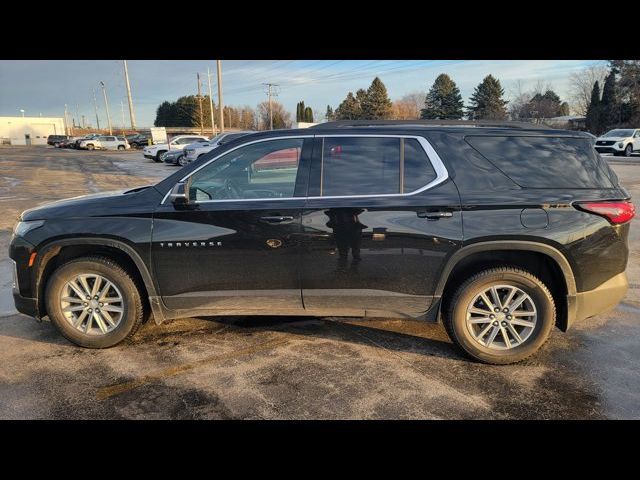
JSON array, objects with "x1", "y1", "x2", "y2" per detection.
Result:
[
  {"x1": 618, "y1": 142, "x2": 624, "y2": 148},
  {"x1": 13, "y1": 220, "x2": 45, "y2": 237}
]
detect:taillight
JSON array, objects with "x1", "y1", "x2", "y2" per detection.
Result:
[{"x1": 575, "y1": 201, "x2": 635, "y2": 224}]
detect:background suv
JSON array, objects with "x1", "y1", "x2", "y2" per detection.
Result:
[
  {"x1": 78, "y1": 135, "x2": 130, "y2": 151},
  {"x1": 183, "y1": 131, "x2": 255, "y2": 164},
  {"x1": 595, "y1": 128, "x2": 640, "y2": 156},
  {"x1": 143, "y1": 135, "x2": 209, "y2": 162},
  {"x1": 9, "y1": 120, "x2": 633, "y2": 364}
]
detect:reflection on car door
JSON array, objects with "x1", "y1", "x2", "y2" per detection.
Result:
[
  {"x1": 299, "y1": 135, "x2": 463, "y2": 318},
  {"x1": 151, "y1": 136, "x2": 313, "y2": 313}
]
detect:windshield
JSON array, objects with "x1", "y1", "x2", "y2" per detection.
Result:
[{"x1": 604, "y1": 129, "x2": 634, "y2": 137}]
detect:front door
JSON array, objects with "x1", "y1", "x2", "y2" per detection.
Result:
[
  {"x1": 152, "y1": 136, "x2": 312, "y2": 313},
  {"x1": 300, "y1": 135, "x2": 463, "y2": 318}
]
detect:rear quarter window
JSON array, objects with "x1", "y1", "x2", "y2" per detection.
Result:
[{"x1": 465, "y1": 135, "x2": 613, "y2": 189}]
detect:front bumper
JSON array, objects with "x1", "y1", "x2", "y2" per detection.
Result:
[
  {"x1": 13, "y1": 291, "x2": 38, "y2": 318},
  {"x1": 596, "y1": 146, "x2": 622, "y2": 154},
  {"x1": 573, "y1": 271, "x2": 628, "y2": 325},
  {"x1": 143, "y1": 153, "x2": 156, "y2": 159}
]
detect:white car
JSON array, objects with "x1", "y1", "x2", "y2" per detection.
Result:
[
  {"x1": 595, "y1": 128, "x2": 640, "y2": 157},
  {"x1": 183, "y1": 131, "x2": 255, "y2": 164},
  {"x1": 78, "y1": 135, "x2": 130, "y2": 151},
  {"x1": 142, "y1": 135, "x2": 209, "y2": 162}
]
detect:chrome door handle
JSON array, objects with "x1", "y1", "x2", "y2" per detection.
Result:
[
  {"x1": 417, "y1": 211, "x2": 453, "y2": 220},
  {"x1": 259, "y1": 216, "x2": 294, "y2": 224}
]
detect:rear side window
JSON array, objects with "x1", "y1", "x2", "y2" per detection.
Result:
[
  {"x1": 319, "y1": 137, "x2": 438, "y2": 197},
  {"x1": 465, "y1": 136, "x2": 613, "y2": 188}
]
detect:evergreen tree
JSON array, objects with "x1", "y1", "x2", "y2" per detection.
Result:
[
  {"x1": 585, "y1": 81, "x2": 602, "y2": 134},
  {"x1": 325, "y1": 105, "x2": 334, "y2": 121},
  {"x1": 154, "y1": 101, "x2": 172, "y2": 126},
  {"x1": 600, "y1": 71, "x2": 618, "y2": 128},
  {"x1": 420, "y1": 73, "x2": 464, "y2": 119},
  {"x1": 296, "y1": 101, "x2": 306, "y2": 122},
  {"x1": 559, "y1": 102, "x2": 570, "y2": 116},
  {"x1": 304, "y1": 106, "x2": 314, "y2": 122},
  {"x1": 361, "y1": 77, "x2": 393, "y2": 120},
  {"x1": 335, "y1": 92, "x2": 361, "y2": 120},
  {"x1": 466, "y1": 75, "x2": 508, "y2": 120}
]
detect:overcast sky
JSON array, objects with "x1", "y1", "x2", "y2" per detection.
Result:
[{"x1": 0, "y1": 60, "x2": 604, "y2": 127}]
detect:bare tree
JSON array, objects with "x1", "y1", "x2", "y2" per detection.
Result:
[
  {"x1": 392, "y1": 99, "x2": 420, "y2": 119},
  {"x1": 256, "y1": 101, "x2": 292, "y2": 130},
  {"x1": 400, "y1": 91, "x2": 425, "y2": 118},
  {"x1": 569, "y1": 65, "x2": 608, "y2": 116}
]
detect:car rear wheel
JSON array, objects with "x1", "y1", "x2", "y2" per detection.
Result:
[
  {"x1": 444, "y1": 266, "x2": 555, "y2": 364},
  {"x1": 625, "y1": 144, "x2": 633, "y2": 157},
  {"x1": 45, "y1": 256, "x2": 145, "y2": 348},
  {"x1": 117, "y1": 145, "x2": 125, "y2": 150},
  {"x1": 54, "y1": 142, "x2": 60, "y2": 147}
]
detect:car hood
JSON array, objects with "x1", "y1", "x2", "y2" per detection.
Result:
[
  {"x1": 21, "y1": 185, "x2": 162, "y2": 221},
  {"x1": 597, "y1": 136, "x2": 630, "y2": 142}
]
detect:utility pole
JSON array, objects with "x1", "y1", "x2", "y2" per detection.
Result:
[
  {"x1": 75, "y1": 104, "x2": 81, "y2": 130},
  {"x1": 216, "y1": 60, "x2": 224, "y2": 132},
  {"x1": 122, "y1": 60, "x2": 137, "y2": 130},
  {"x1": 64, "y1": 104, "x2": 70, "y2": 135},
  {"x1": 263, "y1": 83, "x2": 279, "y2": 130},
  {"x1": 92, "y1": 89, "x2": 101, "y2": 130},
  {"x1": 197, "y1": 72, "x2": 204, "y2": 135},
  {"x1": 207, "y1": 67, "x2": 216, "y2": 135},
  {"x1": 120, "y1": 100, "x2": 126, "y2": 132},
  {"x1": 100, "y1": 81, "x2": 113, "y2": 135},
  {"x1": 81, "y1": 115, "x2": 86, "y2": 128}
]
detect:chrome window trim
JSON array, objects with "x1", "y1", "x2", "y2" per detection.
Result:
[{"x1": 160, "y1": 134, "x2": 449, "y2": 205}]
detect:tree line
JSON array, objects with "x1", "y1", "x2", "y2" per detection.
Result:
[
  {"x1": 154, "y1": 96, "x2": 316, "y2": 130},
  {"x1": 584, "y1": 61, "x2": 640, "y2": 134}
]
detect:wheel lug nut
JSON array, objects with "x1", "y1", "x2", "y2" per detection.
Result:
[
  {"x1": 83, "y1": 302, "x2": 88, "y2": 306},
  {"x1": 494, "y1": 308, "x2": 500, "y2": 313},
  {"x1": 88, "y1": 308, "x2": 92, "y2": 313},
  {"x1": 493, "y1": 321, "x2": 499, "y2": 326},
  {"x1": 99, "y1": 303, "x2": 103, "y2": 307},
  {"x1": 489, "y1": 314, "x2": 495, "y2": 319},
  {"x1": 501, "y1": 321, "x2": 507, "y2": 326},
  {"x1": 96, "y1": 309, "x2": 100, "y2": 313},
  {"x1": 507, "y1": 315, "x2": 512, "y2": 320},
  {"x1": 86, "y1": 296, "x2": 90, "y2": 300},
  {"x1": 94, "y1": 296, "x2": 98, "y2": 300},
  {"x1": 503, "y1": 308, "x2": 509, "y2": 313}
]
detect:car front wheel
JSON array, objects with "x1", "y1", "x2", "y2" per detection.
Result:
[
  {"x1": 625, "y1": 144, "x2": 633, "y2": 157},
  {"x1": 154, "y1": 151, "x2": 166, "y2": 162},
  {"x1": 178, "y1": 155, "x2": 187, "y2": 166},
  {"x1": 45, "y1": 256, "x2": 145, "y2": 348},
  {"x1": 444, "y1": 267, "x2": 555, "y2": 364}
]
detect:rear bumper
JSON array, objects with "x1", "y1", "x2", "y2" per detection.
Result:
[{"x1": 572, "y1": 271, "x2": 628, "y2": 325}]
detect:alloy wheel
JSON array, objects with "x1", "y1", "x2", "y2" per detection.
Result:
[
  {"x1": 465, "y1": 284, "x2": 537, "y2": 350},
  {"x1": 60, "y1": 274, "x2": 124, "y2": 335}
]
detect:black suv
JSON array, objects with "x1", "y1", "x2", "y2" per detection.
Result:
[
  {"x1": 9, "y1": 120, "x2": 634, "y2": 364},
  {"x1": 47, "y1": 135, "x2": 68, "y2": 147},
  {"x1": 126, "y1": 134, "x2": 151, "y2": 149}
]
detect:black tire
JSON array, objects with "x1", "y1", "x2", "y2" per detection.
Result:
[
  {"x1": 117, "y1": 145, "x2": 125, "y2": 150},
  {"x1": 45, "y1": 256, "x2": 144, "y2": 348},
  {"x1": 177, "y1": 155, "x2": 187, "y2": 166},
  {"x1": 444, "y1": 266, "x2": 555, "y2": 365},
  {"x1": 54, "y1": 142, "x2": 60, "y2": 147},
  {"x1": 87, "y1": 144, "x2": 94, "y2": 151},
  {"x1": 154, "y1": 150, "x2": 166, "y2": 162},
  {"x1": 624, "y1": 144, "x2": 633, "y2": 157}
]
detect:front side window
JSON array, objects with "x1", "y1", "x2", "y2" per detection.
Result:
[{"x1": 188, "y1": 138, "x2": 303, "y2": 201}]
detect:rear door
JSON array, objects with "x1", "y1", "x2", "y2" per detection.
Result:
[{"x1": 299, "y1": 135, "x2": 463, "y2": 318}]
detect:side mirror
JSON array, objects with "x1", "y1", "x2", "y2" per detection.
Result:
[{"x1": 169, "y1": 182, "x2": 189, "y2": 205}]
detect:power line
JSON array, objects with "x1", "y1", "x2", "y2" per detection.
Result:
[{"x1": 262, "y1": 83, "x2": 279, "y2": 130}]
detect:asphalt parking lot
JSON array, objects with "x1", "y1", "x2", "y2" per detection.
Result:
[{"x1": 1, "y1": 146, "x2": 639, "y2": 419}]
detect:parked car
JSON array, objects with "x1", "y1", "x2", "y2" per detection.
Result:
[
  {"x1": 126, "y1": 134, "x2": 152, "y2": 149},
  {"x1": 47, "y1": 135, "x2": 69, "y2": 147},
  {"x1": 182, "y1": 131, "x2": 255, "y2": 164},
  {"x1": 9, "y1": 120, "x2": 634, "y2": 364},
  {"x1": 73, "y1": 134, "x2": 101, "y2": 149},
  {"x1": 595, "y1": 128, "x2": 640, "y2": 157},
  {"x1": 161, "y1": 149, "x2": 186, "y2": 166},
  {"x1": 78, "y1": 135, "x2": 130, "y2": 151},
  {"x1": 58, "y1": 137, "x2": 81, "y2": 148},
  {"x1": 143, "y1": 135, "x2": 209, "y2": 162}
]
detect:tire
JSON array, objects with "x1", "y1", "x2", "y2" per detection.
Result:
[
  {"x1": 178, "y1": 155, "x2": 187, "y2": 166},
  {"x1": 117, "y1": 145, "x2": 125, "y2": 151},
  {"x1": 444, "y1": 266, "x2": 555, "y2": 365},
  {"x1": 624, "y1": 144, "x2": 633, "y2": 157},
  {"x1": 154, "y1": 150, "x2": 166, "y2": 162},
  {"x1": 54, "y1": 142, "x2": 60, "y2": 147},
  {"x1": 87, "y1": 144, "x2": 94, "y2": 151},
  {"x1": 45, "y1": 256, "x2": 144, "y2": 348}
]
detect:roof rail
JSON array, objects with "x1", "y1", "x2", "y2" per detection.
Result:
[{"x1": 310, "y1": 119, "x2": 547, "y2": 130}]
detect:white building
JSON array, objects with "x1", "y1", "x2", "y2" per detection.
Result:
[{"x1": 0, "y1": 116, "x2": 66, "y2": 146}]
